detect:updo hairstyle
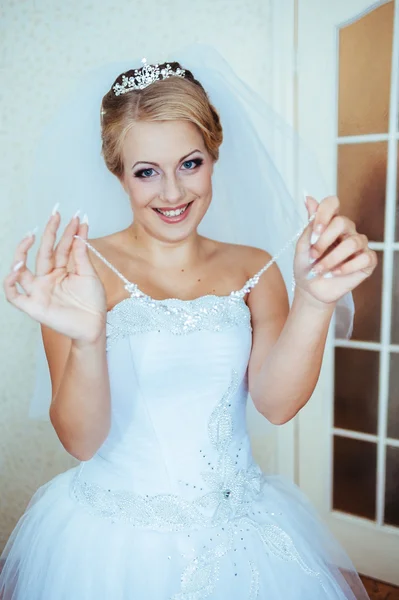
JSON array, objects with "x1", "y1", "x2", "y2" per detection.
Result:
[{"x1": 100, "y1": 62, "x2": 223, "y2": 178}]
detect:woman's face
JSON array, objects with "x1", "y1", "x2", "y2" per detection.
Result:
[{"x1": 120, "y1": 120, "x2": 214, "y2": 243}]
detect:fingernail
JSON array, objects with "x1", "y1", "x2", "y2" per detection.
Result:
[
  {"x1": 13, "y1": 260, "x2": 24, "y2": 272},
  {"x1": 73, "y1": 209, "x2": 81, "y2": 219},
  {"x1": 303, "y1": 190, "x2": 309, "y2": 206},
  {"x1": 323, "y1": 272, "x2": 334, "y2": 279},
  {"x1": 24, "y1": 226, "x2": 39, "y2": 239},
  {"x1": 51, "y1": 202, "x2": 60, "y2": 216},
  {"x1": 311, "y1": 224, "x2": 323, "y2": 244},
  {"x1": 309, "y1": 256, "x2": 317, "y2": 264},
  {"x1": 82, "y1": 213, "x2": 89, "y2": 225},
  {"x1": 310, "y1": 232, "x2": 320, "y2": 245}
]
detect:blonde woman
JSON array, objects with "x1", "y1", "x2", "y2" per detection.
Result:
[{"x1": 1, "y1": 49, "x2": 374, "y2": 599}]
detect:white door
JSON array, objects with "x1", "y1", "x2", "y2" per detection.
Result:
[{"x1": 296, "y1": 0, "x2": 399, "y2": 585}]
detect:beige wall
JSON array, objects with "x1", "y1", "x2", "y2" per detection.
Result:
[{"x1": 0, "y1": 0, "x2": 274, "y2": 550}]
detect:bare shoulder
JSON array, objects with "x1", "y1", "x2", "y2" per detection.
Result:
[
  {"x1": 234, "y1": 244, "x2": 273, "y2": 279},
  {"x1": 205, "y1": 238, "x2": 272, "y2": 279},
  {"x1": 208, "y1": 239, "x2": 287, "y2": 317}
]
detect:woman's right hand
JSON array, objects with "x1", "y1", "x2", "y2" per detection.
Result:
[{"x1": 3, "y1": 205, "x2": 107, "y2": 346}]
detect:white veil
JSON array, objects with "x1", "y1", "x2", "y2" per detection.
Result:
[{"x1": 22, "y1": 44, "x2": 354, "y2": 420}]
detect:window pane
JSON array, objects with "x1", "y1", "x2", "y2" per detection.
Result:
[
  {"x1": 338, "y1": 2, "x2": 394, "y2": 136},
  {"x1": 384, "y1": 445, "x2": 399, "y2": 527},
  {"x1": 334, "y1": 348, "x2": 379, "y2": 434},
  {"x1": 350, "y1": 251, "x2": 383, "y2": 342},
  {"x1": 388, "y1": 353, "x2": 399, "y2": 440},
  {"x1": 333, "y1": 436, "x2": 376, "y2": 520},
  {"x1": 337, "y1": 143, "x2": 387, "y2": 243}
]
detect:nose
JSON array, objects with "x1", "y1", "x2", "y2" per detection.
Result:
[{"x1": 160, "y1": 173, "x2": 184, "y2": 205}]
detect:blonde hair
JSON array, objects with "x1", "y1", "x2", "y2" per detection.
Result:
[{"x1": 100, "y1": 62, "x2": 223, "y2": 178}]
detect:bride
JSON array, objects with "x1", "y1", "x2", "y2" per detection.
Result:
[{"x1": 1, "y1": 49, "x2": 376, "y2": 599}]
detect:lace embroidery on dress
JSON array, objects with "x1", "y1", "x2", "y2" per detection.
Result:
[
  {"x1": 174, "y1": 515, "x2": 327, "y2": 600},
  {"x1": 73, "y1": 236, "x2": 279, "y2": 349},
  {"x1": 105, "y1": 295, "x2": 251, "y2": 350},
  {"x1": 71, "y1": 370, "x2": 327, "y2": 598},
  {"x1": 71, "y1": 371, "x2": 265, "y2": 530},
  {"x1": 70, "y1": 237, "x2": 328, "y2": 597}
]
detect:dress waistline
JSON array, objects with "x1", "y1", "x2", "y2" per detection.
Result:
[{"x1": 70, "y1": 461, "x2": 266, "y2": 532}]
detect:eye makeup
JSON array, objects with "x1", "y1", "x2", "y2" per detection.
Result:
[{"x1": 133, "y1": 156, "x2": 204, "y2": 179}]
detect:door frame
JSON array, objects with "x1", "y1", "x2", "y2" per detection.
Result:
[{"x1": 295, "y1": 0, "x2": 399, "y2": 584}]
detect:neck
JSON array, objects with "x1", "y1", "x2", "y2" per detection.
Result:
[{"x1": 125, "y1": 221, "x2": 205, "y2": 269}]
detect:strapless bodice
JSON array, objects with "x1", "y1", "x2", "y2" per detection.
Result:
[{"x1": 71, "y1": 293, "x2": 268, "y2": 530}]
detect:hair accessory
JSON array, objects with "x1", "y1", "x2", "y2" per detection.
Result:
[{"x1": 112, "y1": 58, "x2": 186, "y2": 96}]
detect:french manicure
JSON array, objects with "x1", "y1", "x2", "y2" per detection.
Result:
[
  {"x1": 310, "y1": 224, "x2": 323, "y2": 245},
  {"x1": 82, "y1": 213, "x2": 89, "y2": 225},
  {"x1": 13, "y1": 260, "x2": 24, "y2": 272},
  {"x1": 323, "y1": 272, "x2": 334, "y2": 279},
  {"x1": 73, "y1": 209, "x2": 81, "y2": 219},
  {"x1": 51, "y1": 202, "x2": 60, "y2": 216},
  {"x1": 310, "y1": 232, "x2": 320, "y2": 245},
  {"x1": 24, "y1": 226, "x2": 39, "y2": 239}
]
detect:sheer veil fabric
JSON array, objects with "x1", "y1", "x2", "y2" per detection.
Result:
[{"x1": 23, "y1": 44, "x2": 354, "y2": 420}]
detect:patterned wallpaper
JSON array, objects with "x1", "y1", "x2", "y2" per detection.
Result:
[{"x1": 0, "y1": 0, "x2": 274, "y2": 550}]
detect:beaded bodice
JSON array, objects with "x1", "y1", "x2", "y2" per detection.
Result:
[{"x1": 72, "y1": 239, "x2": 274, "y2": 530}]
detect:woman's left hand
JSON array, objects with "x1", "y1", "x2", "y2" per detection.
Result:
[{"x1": 294, "y1": 194, "x2": 378, "y2": 306}]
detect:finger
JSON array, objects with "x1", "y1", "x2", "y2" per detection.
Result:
[
  {"x1": 35, "y1": 205, "x2": 61, "y2": 276},
  {"x1": 3, "y1": 262, "x2": 35, "y2": 313},
  {"x1": 54, "y1": 211, "x2": 81, "y2": 269},
  {"x1": 71, "y1": 215, "x2": 96, "y2": 276},
  {"x1": 9, "y1": 233, "x2": 37, "y2": 292},
  {"x1": 310, "y1": 234, "x2": 369, "y2": 275},
  {"x1": 304, "y1": 193, "x2": 319, "y2": 219},
  {"x1": 310, "y1": 195, "x2": 340, "y2": 246},
  {"x1": 328, "y1": 268, "x2": 370, "y2": 291},
  {"x1": 297, "y1": 194, "x2": 318, "y2": 251},
  {"x1": 331, "y1": 248, "x2": 377, "y2": 277},
  {"x1": 310, "y1": 215, "x2": 357, "y2": 259}
]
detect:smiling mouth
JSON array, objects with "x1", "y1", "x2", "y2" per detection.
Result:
[{"x1": 153, "y1": 201, "x2": 193, "y2": 218}]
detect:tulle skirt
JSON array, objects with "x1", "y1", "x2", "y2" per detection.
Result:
[{"x1": 0, "y1": 465, "x2": 370, "y2": 599}]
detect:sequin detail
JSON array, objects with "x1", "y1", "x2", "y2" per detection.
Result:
[
  {"x1": 105, "y1": 295, "x2": 251, "y2": 351},
  {"x1": 71, "y1": 371, "x2": 327, "y2": 598},
  {"x1": 174, "y1": 517, "x2": 326, "y2": 599},
  {"x1": 71, "y1": 371, "x2": 265, "y2": 531}
]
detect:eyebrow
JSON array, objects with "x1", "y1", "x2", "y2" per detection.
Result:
[{"x1": 132, "y1": 149, "x2": 203, "y2": 170}]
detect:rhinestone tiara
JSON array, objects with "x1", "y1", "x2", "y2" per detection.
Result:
[{"x1": 112, "y1": 58, "x2": 186, "y2": 96}]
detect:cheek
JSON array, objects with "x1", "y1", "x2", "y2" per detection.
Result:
[
  {"x1": 191, "y1": 168, "x2": 213, "y2": 197},
  {"x1": 125, "y1": 177, "x2": 159, "y2": 208}
]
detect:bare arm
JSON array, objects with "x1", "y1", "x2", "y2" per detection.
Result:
[
  {"x1": 3, "y1": 209, "x2": 111, "y2": 461},
  {"x1": 248, "y1": 274, "x2": 334, "y2": 425},
  {"x1": 247, "y1": 195, "x2": 376, "y2": 425},
  {"x1": 45, "y1": 326, "x2": 111, "y2": 461}
]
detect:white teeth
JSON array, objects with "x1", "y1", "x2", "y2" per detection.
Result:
[{"x1": 156, "y1": 204, "x2": 189, "y2": 217}]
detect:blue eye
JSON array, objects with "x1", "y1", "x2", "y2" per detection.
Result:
[
  {"x1": 182, "y1": 158, "x2": 203, "y2": 170},
  {"x1": 135, "y1": 168, "x2": 155, "y2": 178}
]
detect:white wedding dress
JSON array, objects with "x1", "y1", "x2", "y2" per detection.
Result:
[{"x1": 0, "y1": 241, "x2": 370, "y2": 600}]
